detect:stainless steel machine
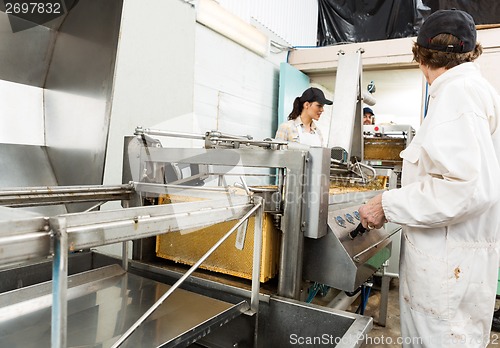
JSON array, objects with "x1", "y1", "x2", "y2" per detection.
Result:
[
  {"x1": 0, "y1": 128, "x2": 400, "y2": 347},
  {"x1": 0, "y1": 2, "x2": 400, "y2": 344},
  {"x1": 363, "y1": 124, "x2": 415, "y2": 176}
]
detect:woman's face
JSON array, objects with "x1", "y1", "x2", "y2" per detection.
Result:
[{"x1": 305, "y1": 101, "x2": 325, "y2": 120}]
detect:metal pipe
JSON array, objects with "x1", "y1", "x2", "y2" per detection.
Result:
[
  {"x1": 122, "y1": 242, "x2": 129, "y2": 272},
  {"x1": 210, "y1": 172, "x2": 277, "y2": 177},
  {"x1": 111, "y1": 202, "x2": 262, "y2": 348},
  {"x1": 0, "y1": 184, "x2": 133, "y2": 196},
  {"x1": 355, "y1": 161, "x2": 377, "y2": 183},
  {"x1": 136, "y1": 127, "x2": 206, "y2": 140},
  {"x1": 239, "y1": 176, "x2": 251, "y2": 196},
  {"x1": 276, "y1": 167, "x2": 284, "y2": 212},
  {"x1": 84, "y1": 201, "x2": 106, "y2": 212},
  {"x1": 251, "y1": 197, "x2": 264, "y2": 348},
  {"x1": 136, "y1": 127, "x2": 288, "y2": 147},
  {"x1": 0, "y1": 184, "x2": 133, "y2": 207},
  {"x1": 122, "y1": 201, "x2": 130, "y2": 272},
  {"x1": 328, "y1": 291, "x2": 361, "y2": 311},
  {"x1": 209, "y1": 138, "x2": 287, "y2": 147},
  {"x1": 251, "y1": 197, "x2": 263, "y2": 312},
  {"x1": 51, "y1": 218, "x2": 68, "y2": 348},
  {"x1": 133, "y1": 181, "x2": 228, "y2": 192}
]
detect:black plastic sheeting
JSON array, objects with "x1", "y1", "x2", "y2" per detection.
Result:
[{"x1": 318, "y1": 0, "x2": 500, "y2": 47}]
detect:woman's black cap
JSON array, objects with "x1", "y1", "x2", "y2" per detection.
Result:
[{"x1": 299, "y1": 87, "x2": 333, "y2": 105}]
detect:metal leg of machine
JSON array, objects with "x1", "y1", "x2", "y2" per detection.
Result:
[{"x1": 377, "y1": 266, "x2": 392, "y2": 327}]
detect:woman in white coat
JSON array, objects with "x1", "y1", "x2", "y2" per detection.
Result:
[
  {"x1": 275, "y1": 87, "x2": 332, "y2": 147},
  {"x1": 359, "y1": 9, "x2": 500, "y2": 347}
]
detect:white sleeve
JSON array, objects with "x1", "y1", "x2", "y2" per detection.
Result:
[{"x1": 382, "y1": 110, "x2": 499, "y2": 228}]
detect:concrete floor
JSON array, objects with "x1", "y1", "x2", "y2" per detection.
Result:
[{"x1": 354, "y1": 277, "x2": 500, "y2": 347}]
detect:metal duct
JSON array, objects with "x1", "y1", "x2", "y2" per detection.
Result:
[{"x1": 0, "y1": 0, "x2": 123, "y2": 213}]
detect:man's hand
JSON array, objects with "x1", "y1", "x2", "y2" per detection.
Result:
[{"x1": 358, "y1": 193, "x2": 387, "y2": 229}]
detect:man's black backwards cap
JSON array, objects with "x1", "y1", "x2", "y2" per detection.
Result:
[{"x1": 417, "y1": 9, "x2": 476, "y2": 53}]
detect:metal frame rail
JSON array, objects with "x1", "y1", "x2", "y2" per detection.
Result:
[
  {"x1": 0, "y1": 186, "x2": 264, "y2": 348},
  {"x1": 0, "y1": 184, "x2": 133, "y2": 207}
]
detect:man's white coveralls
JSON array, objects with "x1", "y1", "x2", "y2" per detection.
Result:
[{"x1": 382, "y1": 63, "x2": 500, "y2": 347}]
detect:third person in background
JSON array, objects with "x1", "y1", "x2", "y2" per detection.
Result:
[{"x1": 363, "y1": 107, "x2": 375, "y2": 125}]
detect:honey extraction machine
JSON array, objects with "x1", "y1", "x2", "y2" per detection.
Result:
[
  {"x1": 0, "y1": 1, "x2": 401, "y2": 345},
  {"x1": 0, "y1": 127, "x2": 399, "y2": 347}
]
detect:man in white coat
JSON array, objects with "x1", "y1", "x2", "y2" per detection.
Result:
[{"x1": 359, "y1": 9, "x2": 500, "y2": 347}]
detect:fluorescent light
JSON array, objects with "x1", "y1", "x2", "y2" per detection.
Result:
[{"x1": 196, "y1": 0, "x2": 269, "y2": 57}]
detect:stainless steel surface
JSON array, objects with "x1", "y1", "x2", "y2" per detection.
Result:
[
  {"x1": 0, "y1": 252, "x2": 374, "y2": 348},
  {"x1": 0, "y1": 207, "x2": 50, "y2": 266},
  {"x1": 0, "y1": 264, "x2": 248, "y2": 348},
  {"x1": 303, "y1": 147, "x2": 330, "y2": 239},
  {"x1": 0, "y1": 144, "x2": 66, "y2": 215},
  {"x1": 378, "y1": 273, "x2": 391, "y2": 327},
  {"x1": 328, "y1": 189, "x2": 384, "y2": 206},
  {"x1": 111, "y1": 201, "x2": 262, "y2": 347},
  {"x1": 129, "y1": 258, "x2": 272, "y2": 305},
  {"x1": 303, "y1": 204, "x2": 397, "y2": 292},
  {"x1": 327, "y1": 51, "x2": 363, "y2": 161},
  {"x1": 120, "y1": 258, "x2": 373, "y2": 348},
  {"x1": 257, "y1": 296, "x2": 372, "y2": 348},
  {"x1": 0, "y1": 262, "x2": 126, "y2": 319},
  {"x1": 0, "y1": 0, "x2": 123, "y2": 213},
  {"x1": 21, "y1": 186, "x2": 258, "y2": 348},
  {"x1": 44, "y1": 0, "x2": 123, "y2": 213},
  {"x1": 0, "y1": 11, "x2": 59, "y2": 87}
]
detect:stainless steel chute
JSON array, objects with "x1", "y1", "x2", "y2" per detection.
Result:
[{"x1": 0, "y1": 263, "x2": 251, "y2": 347}]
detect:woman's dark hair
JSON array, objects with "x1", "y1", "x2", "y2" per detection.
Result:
[
  {"x1": 288, "y1": 97, "x2": 304, "y2": 120},
  {"x1": 412, "y1": 33, "x2": 482, "y2": 69}
]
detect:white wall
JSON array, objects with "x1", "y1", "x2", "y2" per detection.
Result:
[
  {"x1": 362, "y1": 69, "x2": 423, "y2": 130},
  {"x1": 217, "y1": 0, "x2": 318, "y2": 47},
  {"x1": 477, "y1": 51, "x2": 500, "y2": 94},
  {"x1": 98, "y1": 0, "x2": 196, "y2": 256},
  {"x1": 103, "y1": 0, "x2": 196, "y2": 187},
  {"x1": 192, "y1": 24, "x2": 279, "y2": 141}
]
